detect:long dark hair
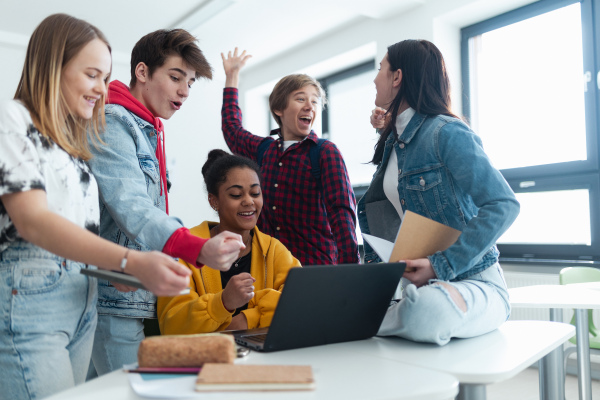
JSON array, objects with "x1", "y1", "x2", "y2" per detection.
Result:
[{"x1": 371, "y1": 40, "x2": 458, "y2": 165}]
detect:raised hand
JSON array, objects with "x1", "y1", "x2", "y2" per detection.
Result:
[{"x1": 221, "y1": 47, "x2": 252, "y2": 88}]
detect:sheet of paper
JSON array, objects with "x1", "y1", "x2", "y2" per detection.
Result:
[
  {"x1": 128, "y1": 373, "x2": 227, "y2": 399},
  {"x1": 361, "y1": 234, "x2": 394, "y2": 262}
]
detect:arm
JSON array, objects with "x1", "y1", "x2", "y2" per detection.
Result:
[
  {"x1": 88, "y1": 112, "x2": 183, "y2": 251},
  {"x1": 429, "y1": 122, "x2": 520, "y2": 280},
  {"x1": 320, "y1": 142, "x2": 360, "y2": 264},
  {"x1": 220, "y1": 49, "x2": 264, "y2": 159},
  {"x1": 2, "y1": 190, "x2": 190, "y2": 296},
  {"x1": 157, "y1": 259, "x2": 235, "y2": 335},
  {"x1": 89, "y1": 112, "x2": 244, "y2": 270},
  {"x1": 242, "y1": 239, "x2": 301, "y2": 328}
]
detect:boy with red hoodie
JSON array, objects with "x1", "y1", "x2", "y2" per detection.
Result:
[{"x1": 86, "y1": 29, "x2": 244, "y2": 376}]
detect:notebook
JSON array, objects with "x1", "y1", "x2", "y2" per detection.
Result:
[
  {"x1": 231, "y1": 262, "x2": 405, "y2": 352},
  {"x1": 195, "y1": 364, "x2": 314, "y2": 392}
]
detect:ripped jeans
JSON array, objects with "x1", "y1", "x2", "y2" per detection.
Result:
[{"x1": 377, "y1": 263, "x2": 510, "y2": 345}]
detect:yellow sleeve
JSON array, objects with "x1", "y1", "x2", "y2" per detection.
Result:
[
  {"x1": 242, "y1": 239, "x2": 301, "y2": 328},
  {"x1": 157, "y1": 261, "x2": 233, "y2": 335}
]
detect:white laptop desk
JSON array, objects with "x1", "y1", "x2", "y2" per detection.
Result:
[
  {"x1": 509, "y1": 284, "x2": 600, "y2": 400},
  {"x1": 347, "y1": 320, "x2": 574, "y2": 400},
  {"x1": 45, "y1": 340, "x2": 458, "y2": 400}
]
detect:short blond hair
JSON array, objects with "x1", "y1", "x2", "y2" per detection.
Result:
[
  {"x1": 14, "y1": 13, "x2": 111, "y2": 160},
  {"x1": 268, "y1": 74, "x2": 326, "y2": 128}
]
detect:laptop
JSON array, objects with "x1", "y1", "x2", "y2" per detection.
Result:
[{"x1": 231, "y1": 262, "x2": 405, "y2": 352}]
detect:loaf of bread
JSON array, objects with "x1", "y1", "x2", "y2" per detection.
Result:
[{"x1": 138, "y1": 334, "x2": 236, "y2": 367}]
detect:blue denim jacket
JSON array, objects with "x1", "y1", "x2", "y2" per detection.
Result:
[
  {"x1": 358, "y1": 112, "x2": 519, "y2": 281},
  {"x1": 87, "y1": 104, "x2": 183, "y2": 318}
]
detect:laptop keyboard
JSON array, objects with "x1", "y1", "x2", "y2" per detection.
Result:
[{"x1": 246, "y1": 334, "x2": 268, "y2": 343}]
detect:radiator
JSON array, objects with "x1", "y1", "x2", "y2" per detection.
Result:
[{"x1": 505, "y1": 271, "x2": 561, "y2": 322}]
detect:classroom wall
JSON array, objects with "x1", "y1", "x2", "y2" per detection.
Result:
[{"x1": 0, "y1": 0, "x2": 537, "y2": 228}]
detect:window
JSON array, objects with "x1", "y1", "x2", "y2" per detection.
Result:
[
  {"x1": 318, "y1": 61, "x2": 377, "y2": 245},
  {"x1": 462, "y1": 0, "x2": 600, "y2": 261}
]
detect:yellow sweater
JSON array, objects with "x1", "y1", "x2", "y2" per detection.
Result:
[{"x1": 157, "y1": 221, "x2": 301, "y2": 334}]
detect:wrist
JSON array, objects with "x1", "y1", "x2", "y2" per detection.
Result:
[{"x1": 120, "y1": 249, "x2": 130, "y2": 273}]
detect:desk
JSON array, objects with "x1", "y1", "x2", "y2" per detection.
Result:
[
  {"x1": 509, "y1": 284, "x2": 600, "y2": 400},
  {"x1": 45, "y1": 340, "x2": 459, "y2": 400},
  {"x1": 347, "y1": 320, "x2": 574, "y2": 400}
]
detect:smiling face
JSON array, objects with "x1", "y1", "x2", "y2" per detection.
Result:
[
  {"x1": 274, "y1": 85, "x2": 320, "y2": 141},
  {"x1": 133, "y1": 55, "x2": 196, "y2": 120},
  {"x1": 209, "y1": 167, "x2": 263, "y2": 236},
  {"x1": 374, "y1": 53, "x2": 400, "y2": 109},
  {"x1": 60, "y1": 38, "x2": 111, "y2": 120}
]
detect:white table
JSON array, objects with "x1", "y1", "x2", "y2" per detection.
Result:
[
  {"x1": 509, "y1": 284, "x2": 600, "y2": 400},
  {"x1": 45, "y1": 340, "x2": 458, "y2": 400},
  {"x1": 346, "y1": 320, "x2": 574, "y2": 400}
]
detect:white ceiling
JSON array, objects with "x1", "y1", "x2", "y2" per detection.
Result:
[{"x1": 0, "y1": 0, "x2": 423, "y2": 72}]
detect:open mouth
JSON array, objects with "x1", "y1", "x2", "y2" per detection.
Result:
[
  {"x1": 171, "y1": 101, "x2": 182, "y2": 110},
  {"x1": 299, "y1": 116, "x2": 312, "y2": 127},
  {"x1": 238, "y1": 211, "x2": 256, "y2": 218}
]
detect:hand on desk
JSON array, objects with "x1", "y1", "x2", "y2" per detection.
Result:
[
  {"x1": 402, "y1": 258, "x2": 436, "y2": 288},
  {"x1": 227, "y1": 313, "x2": 248, "y2": 331}
]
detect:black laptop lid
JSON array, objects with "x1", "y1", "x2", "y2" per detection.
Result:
[{"x1": 260, "y1": 262, "x2": 405, "y2": 351}]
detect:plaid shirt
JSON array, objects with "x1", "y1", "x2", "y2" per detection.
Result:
[{"x1": 222, "y1": 88, "x2": 359, "y2": 265}]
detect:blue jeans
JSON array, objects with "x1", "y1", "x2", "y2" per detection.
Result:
[
  {"x1": 0, "y1": 242, "x2": 97, "y2": 400},
  {"x1": 377, "y1": 263, "x2": 510, "y2": 345},
  {"x1": 88, "y1": 314, "x2": 145, "y2": 377}
]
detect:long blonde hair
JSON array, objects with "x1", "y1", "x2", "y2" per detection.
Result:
[{"x1": 14, "y1": 13, "x2": 111, "y2": 160}]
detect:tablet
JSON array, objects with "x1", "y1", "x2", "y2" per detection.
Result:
[{"x1": 80, "y1": 268, "x2": 190, "y2": 295}]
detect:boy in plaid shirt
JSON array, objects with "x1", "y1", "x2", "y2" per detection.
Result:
[{"x1": 221, "y1": 48, "x2": 359, "y2": 266}]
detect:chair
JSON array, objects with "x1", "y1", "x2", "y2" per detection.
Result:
[{"x1": 559, "y1": 267, "x2": 600, "y2": 366}]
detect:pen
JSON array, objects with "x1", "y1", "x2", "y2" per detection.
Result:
[{"x1": 126, "y1": 367, "x2": 201, "y2": 374}]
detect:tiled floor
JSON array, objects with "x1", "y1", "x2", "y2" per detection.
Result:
[{"x1": 487, "y1": 367, "x2": 600, "y2": 400}]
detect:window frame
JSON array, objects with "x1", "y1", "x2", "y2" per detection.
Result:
[{"x1": 461, "y1": 0, "x2": 600, "y2": 262}]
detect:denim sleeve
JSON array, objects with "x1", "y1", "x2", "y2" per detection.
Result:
[
  {"x1": 429, "y1": 121, "x2": 520, "y2": 280},
  {"x1": 87, "y1": 113, "x2": 182, "y2": 250}
]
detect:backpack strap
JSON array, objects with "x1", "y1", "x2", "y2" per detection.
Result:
[
  {"x1": 310, "y1": 139, "x2": 326, "y2": 192},
  {"x1": 256, "y1": 138, "x2": 274, "y2": 167},
  {"x1": 257, "y1": 137, "x2": 326, "y2": 192}
]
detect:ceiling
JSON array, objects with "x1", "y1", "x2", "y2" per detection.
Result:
[{"x1": 0, "y1": 0, "x2": 423, "y2": 74}]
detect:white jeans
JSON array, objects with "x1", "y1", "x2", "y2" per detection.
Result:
[{"x1": 378, "y1": 263, "x2": 510, "y2": 345}]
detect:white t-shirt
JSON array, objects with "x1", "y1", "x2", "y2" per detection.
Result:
[
  {"x1": 0, "y1": 100, "x2": 100, "y2": 252},
  {"x1": 383, "y1": 107, "x2": 416, "y2": 221}
]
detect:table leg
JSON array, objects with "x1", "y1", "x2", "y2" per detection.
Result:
[
  {"x1": 575, "y1": 309, "x2": 592, "y2": 400},
  {"x1": 540, "y1": 308, "x2": 565, "y2": 400},
  {"x1": 456, "y1": 383, "x2": 486, "y2": 400},
  {"x1": 538, "y1": 347, "x2": 564, "y2": 400}
]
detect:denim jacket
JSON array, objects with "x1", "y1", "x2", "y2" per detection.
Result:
[
  {"x1": 87, "y1": 104, "x2": 183, "y2": 318},
  {"x1": 357, "y1": 112, "x2": 519, "y2": 281}
]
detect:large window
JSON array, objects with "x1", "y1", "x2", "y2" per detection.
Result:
[{"x1": 462, "y1": 0, "x2": 600, "y2": 261}]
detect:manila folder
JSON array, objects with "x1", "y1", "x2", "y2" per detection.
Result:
[{"x1": 389, "y1": 210, "x2": 462, "y2": 262}]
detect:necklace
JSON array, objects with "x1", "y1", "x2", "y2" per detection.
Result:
[{"x1": 233, "y1": 234, "x2": 252, "y2": 268}]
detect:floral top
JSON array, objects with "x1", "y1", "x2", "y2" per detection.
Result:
[{"x1": 0, "y1": 100, "x2": 100, "y2": 252}]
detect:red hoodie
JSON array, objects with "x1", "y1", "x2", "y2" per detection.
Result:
[{"x1": 106, "y1": 80, "x2": 206, "y2": 267}]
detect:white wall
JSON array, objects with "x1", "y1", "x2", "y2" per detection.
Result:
[{"x1": 0, "y1": 0, "x2": 539, "y2": 228}]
